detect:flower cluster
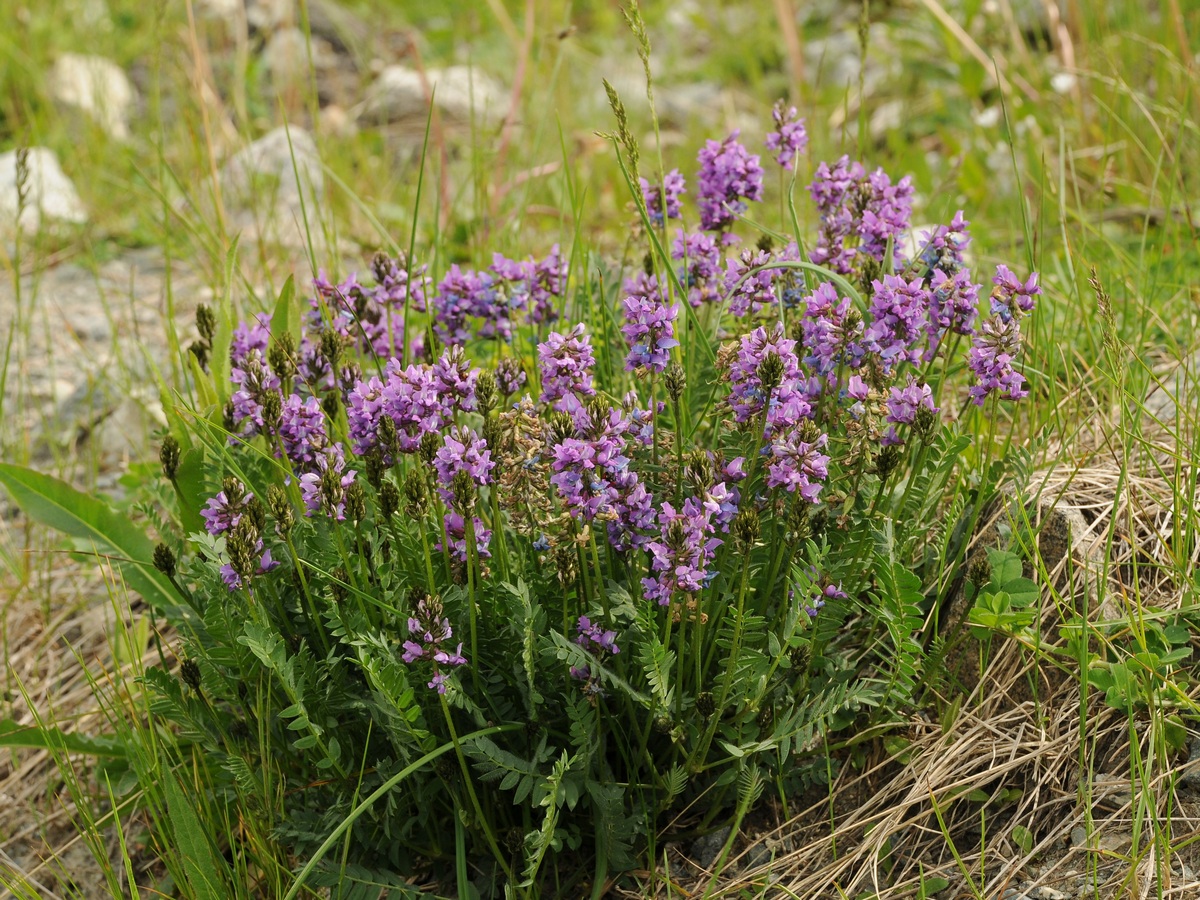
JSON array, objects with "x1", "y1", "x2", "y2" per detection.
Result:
[
  {"x1": 621, "y1": 274, "x2": 680, "y2": 373},
  {"x1": 642, "y1": 498, "x2": 721, "y2": 605},
  {"x1": 765, "y1": 102, "x2": 808, "y2": 170},
  {"x1": 809, "y1": 156, "x2": 914, "y2": 276},
  {"x1": 967, "y1": 266, "x2": 1040, "y2": 405},
  {"x1": 696, "y1": 131, "x2": 764, "y2": 233},
  {"x1": 538, "y1": 325, "x2": 596, "y2": 410},
  {"x1": 430, "y1": 247, "x2": 565, "y2": 344},
  {"x1": 640, "y1": 169, "x2": 685, "y2": 226},
  {"x1": 402, "y1": 595, "x2": 467, "y2": 694},
  {"x1": 726, "y1": 324, "x2": 810, "y2": 435},
  {"x1": 672, "y1": 230, "x2": 722, "y2": 307}
]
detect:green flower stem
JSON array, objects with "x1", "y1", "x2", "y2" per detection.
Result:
[
  {"x1": 417, "y1": 515, "x2": 437, "y2": 594},
  {"x1": 588, "y1": 530, "x2": 608, "y2": 617},
  {"x1": 693, "y1": 559, "x2": 752, "y2": 769},
  {"x1": 436, "y1": 698, "x2": 514, "y2": 881},
  {"x1": 464, "y1": 510, "x2": 480, "y2": 689}
]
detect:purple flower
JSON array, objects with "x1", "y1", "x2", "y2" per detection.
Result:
[
  {"x1": 201, "y1": 484, "x2": 253, "y2": 536},
  {"x1": 864, "y1": 275, "x2": 931, "y2": 368},
  {"x1": 883, "y1": 376, "x2": 938, "y2": 444},
  {"x1": 640, "y1": 169, "x2": 686, "y2": 226},
  {"x1": 607, "y1": 470, "x2": 656, "y2": 551},
  {"x1": 800, "y1": 282, "x2": 864, "y2": 378},
  {"x1": 672, "y1": 230, "x2": 722, "y2": 307},
  {"x1": 967, "y1": 314, "x2": 1028, "y2": 406},
  {"x1": 697, "y1": 131, "x2": 764, "y2": 233},
  {"x1": 230, "y1": 313, "x2": 271, "y2": 369},
  {"x1": 642, "y1": 498, "x2": 722, "y2": 605},
  {"x1": 622, "y1": 276, "x2": 680, "y2": 373},
  {"x1": 298, "y1": 445, "x2": 356, "y2": 520},
  {"x1": 991, "y1": 265, "x2": 1041, "y2": 319},
  {"x1": 529, "y1": 245, "x2": 566, "y2": 325},
  {"x1": 495, "y1": 357, "x2": 527, "y2": 397},
  {"x1": 765, "y1": 101, "x2": 808, "y2": 170},
  {"x1": 347, "y1": 359, "x2": 466, "y2": 459},
  {"x1": 724, "y1": 249, "x2": 776, "y2": 317},
  {"x1": 549, "y1": 403, "x2": 632, "y2": 524},
  {"x1": 433, "y1": 426, "x2": 495, "y2": 505},
  {"x1": 432, "y1": 346, "x2": 480, "y2": 412},
  {"x1": 432, "y1": 265, "x2": 492, "y2": 345},
  {"x1": 766, "y1": 431, "x2": 830, "y2": 500},
  {"x1": 278, "y1": 394, "x2": 327, "y2": 469},
  {"x1": 439, "y1": 511, "x2": 492, "y2": 563},
  {"x1": 809, "y1": 157, "x2": 913, "y2": 275},
  {"x1": 800, "y1": 582, "x2": 846, "y2": 617},
  {"x1": 576, "y1": 615, "x2": 620, "y2": 655},
  {"x1": 918, "y1": 211, "x2": 971, "y2": 276},
  {"x1": 727, "y1": 324, "x2": 811, "y2": 435},
  {"x1": 402, "y1": 595, "x2": 467, "y2": 694},
  {"x1": 538, "y1": 325, "x2": 596, "y2": 410},
  {"x1": 925, "y1": 268, "x2": 979, "y2": 356},
  {"x1": 220, "y1": 541, "x2": 277, "y2": 591}
]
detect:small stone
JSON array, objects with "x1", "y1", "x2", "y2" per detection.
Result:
[
  {"x1": 689, "y1": 826, "x2": 730, "y2": 870},
  {"x1": 1178, "y1": 737, "x2": 1200, "y2": 791},
  {"x1": 1069, "y1": 825, "x2": 1087, "y2": 847},
  {"x1": 742, "y1": 839, "x2": 771, "y2": 870},
  {"x1": 50, "y1": 54, "x2": 137, "y2": 140},
  {"x1": 219, "y1": 126, "x2": 323, "y2": 249},
  {"x1": 1028, "y1": 886, "x2": 1069, "y2": 900},
  {"x1": 0, "y1": 147, "x2": 88, "y2": 236},
  {"x1": 355, "y1": 65, "x2": 507, "y2": 128}
]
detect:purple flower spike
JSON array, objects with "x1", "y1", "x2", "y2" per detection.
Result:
[
  {"x1": 278, "y1": 394, "x2": 327, "y2": 470},
  {"x1": 765, "y1": 101, "x2": 808, "y2": 170},
  {"x1": 640, "y1": 169, "x2": 686, "y2": 226},
  {"x1": 298, "y1": 444, "x2": 356, "y2": 520},
  {"x1": 809, "y1": 157, "x2": 913, "y2": 275},
  {"x1": 672, "y1": 230, "x2": 723, "y2": 307},
  {"x1": 724, "y1": 249, "x2": 776, "y2": 318},
  {"x1": 402, "y1": 595, "x2": 467, "y2": 694},
  {"x1": 621, "y1": 276, "x2": 680, "y2": 374},
  {"x1": 538, "y1": 324, "x2": 596, "y2": 410},
  {"x1": 697, "y1": 131, "x2": 764, "y2": 233},
  {"x1": 576, "y1": 615, "x2": 621, "y2": 656},
  {"x1": 433, "y1": 426, "x2": 495, "y2": 505},
  {"x1": 766, "y1": 431, "x2": 830, "y2": 500},
  {"x1": 642, "y1": 498, "x2": 722, "y2": 606},
  {"x1": 864, "y1": 275, "x2": 931, "y2": 368}
]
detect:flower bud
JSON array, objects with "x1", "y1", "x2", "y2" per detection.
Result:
[
  {"x1": 268, "y1": 332, "x2": 296, "y2": 381},
  {"x1": 195, "y1": 305, "x2": 215, "y2": 344},
  {"x1": 696, "y1": 691, "x2": 716, "y2": 718},
  {"x1": 380, "y1": 479, "x2": 401, "y2": 519},
  {"x1": 875, "y1": 444, "x2": 903, "y2": 479},
  {"x1": 267, "y1": 484, "x2": 293, "y2": 534},
  {"x1": 345, "y1": 481, "x2": 367, "y2": 523},
  {"x1": 451, "y1": 470, "x2": 476, "y2": 511},
  {"x1": 160, "y1": 436, "x2": 181, "y2": 481},
  {"x1": 967, "y1": 554, "x2": 992, "y2": 588},
  {"x1": 179, "y1": 658, "x2": 203, "y2": 692},
  {"x1": 733, "y1": 509, "x2": 760, "y2": 549},
  {"x1": 363, "y1": 450, "x2": 385, "y2": 490},
  {"x1": 665, "y1": 362, "x2": 686, "y2": 402},
  {"x1": 757, "y1": 351, "x2": 785, "y2": 393},
  {"x1": 188, "y1": 340, "x2": 210, "y2": 370},
  {"x1": 321, "y1": 392, "x2": 340, "y2": 420},
  {"x1": 319, "y1": 327, "x2": 343, "y2": 369},
  {"x1": 260, "y1": 390, "x2": 283, "y2": 433},
  {"x1": 245, "y1": 495, "x2": 266, "y2": 535},
  {"x1": 228, "y1": 519, "x2": 260, "y2": 582},
  {"x1": 418, "y1": 432, "x2": 439, "y2": 465},
  {"x1": 914, "y1": 406, "x2": 938, "y2": 443},
  {"x1": 476, "y1": 370, "x2": 497, "y2": 417},
  {"x1": 377, "y1": 414, "x2": 399, "y2": 459},
  {"x1": 403, "y1": 470, "x2": 428, "y2": 518},
  {"x1": 153, "y1": 543, "x2": 177, "y2": 578}
]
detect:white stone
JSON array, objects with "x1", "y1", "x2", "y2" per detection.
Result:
[
  {"x1": 355, "y1": 65, "x2": 506, "y2": 127},
  {"x1": 0, "y1": 147, "x2": 88, "y2": 235},
  {"x1": 220, "y1": 127, "x2": 323, "y2": 249},
  {"x1": 49, "y1": 53, "x2": 136, "y2": 140}
]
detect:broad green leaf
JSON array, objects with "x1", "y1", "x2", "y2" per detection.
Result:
[
  {"x1": 272, "y1": 274, "x2": 300, "y2": 345},
  {"x1": 165, "y1": 771, "x2": 228, "y2": 900},
  {"x1": 0, "y1": 464, "x2": 181, "y2": 617},
  {"x1": 0, "y1": 719, "x2": 126, "y2": 757}
]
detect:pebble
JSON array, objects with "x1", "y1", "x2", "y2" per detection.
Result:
[
  {"x1": 689, "y1": 826, "x2": 730, "y2": 870},
  {"x1": 1180, "y1": 738, "x2": 1200, "y2": 791},
  {"x1": 49, "y1": 54, "x2": 137, "y2": 140},
  {"x1": 0, "y1": 147, "x2": 88, "y2": 236},
  {"x1": 355, "y1": 64, "x2": 507, "y2": 128},
  {"x1": 219, "y1": 126, "x2": 324, "y2": 249}
]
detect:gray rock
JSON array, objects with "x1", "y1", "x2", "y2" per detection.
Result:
[
  {"x1": 50, "y1": 54, "x2": 137, "y2": 140},
  {"x1": 1178, "y1": 736, "x2": 1200, "y2": 791},
  {"x1": 1144, "y1": 352, "x2": 1198, "y2": 423},
  {"x1": 689, "y1": 826, "x2": 730, "y2": 869},
  {"x1": 219, "y1": 126, "x2": 323, "y2": 248},
  {"x1": 355, "y1": 65, "x2": 506, "y2": 128},
  {"x1": 0, "y1": 147, "x2": 88, "y2": 236}
]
